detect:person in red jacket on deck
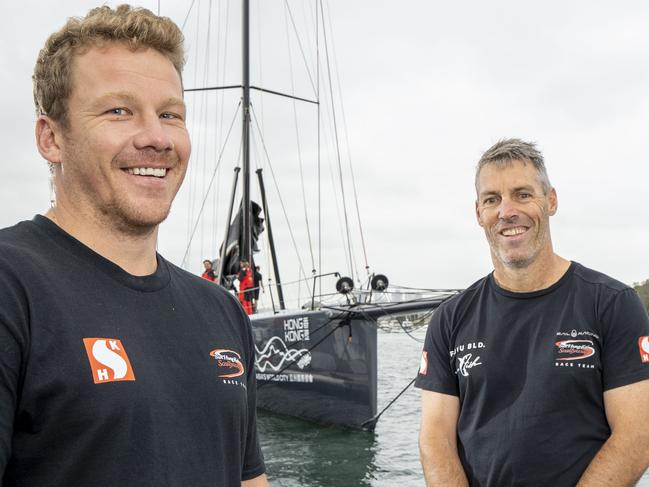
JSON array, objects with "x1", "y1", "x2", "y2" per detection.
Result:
[
  {"x1": 238, "y1": 259, "x2": 254, "y2": 314},
  {"x1": 201, "y1": 259, "x2": 216, "y2": 282}
]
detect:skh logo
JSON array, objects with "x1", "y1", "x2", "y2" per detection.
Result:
[
  {"x1": 639, "y1": 336, "x2": 649, "y2": 363},
  {"x1": 82, "y1": 338, "x2": 136, "y2": 384}
]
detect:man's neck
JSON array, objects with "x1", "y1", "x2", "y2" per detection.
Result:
[
  {"x1": 45, "y1": 207, "x2": 159, "y2": 276},
  {"x1": 492, "y1": 251, "x2": 571, "y2": 293}
]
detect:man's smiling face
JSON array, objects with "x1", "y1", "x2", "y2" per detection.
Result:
[
  {"x1": 52, "y1": 42, "x2": 191, "y2": 234},
  {"x1": 475, "y1": 159, "x2": 557, "y2": 269}
]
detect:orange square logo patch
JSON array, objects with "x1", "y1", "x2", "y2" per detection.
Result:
[
  {"x1": 639, "y1": 336, "x2": 649, "y2": 364},
  {"x1": 83, "y1": 338, "x2": 136, "y2": 384}
]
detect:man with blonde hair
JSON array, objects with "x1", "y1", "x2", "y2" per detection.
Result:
[
  {"x1": 416, "y1": 138, "x2": 649, "y2": 486},
  {"x1": 0, "y1": 5, "x2": 267, "y2": 486}
]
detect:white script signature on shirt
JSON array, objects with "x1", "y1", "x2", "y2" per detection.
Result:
[{"x1": 455, "y1": 353, "x2": 482, "y2": 377}]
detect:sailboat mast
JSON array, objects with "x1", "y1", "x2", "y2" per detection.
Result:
[{"x1": 241, "y1": 0, "x2": 252, "y2": 264}]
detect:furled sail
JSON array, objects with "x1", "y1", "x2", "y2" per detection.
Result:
[{"x1": 217, "y1": 200, "x2": 265, "y2": 281}]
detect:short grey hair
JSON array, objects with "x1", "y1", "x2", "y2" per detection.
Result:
[{"x1": 475, "y1": 138, "x2": 551, "y2": 195}]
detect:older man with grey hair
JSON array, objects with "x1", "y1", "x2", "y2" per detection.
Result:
[{"x1": 416, "y1": 138, "x2": 649, "y2": 486}]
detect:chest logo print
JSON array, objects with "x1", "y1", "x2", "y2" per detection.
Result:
[
  {"x1": 450, "y1": 341, "x2": 485, "y2": 377},
  {"x1": 639, "y1": 336, "x2": 649, "y2": 363},
  {"x1": 82, "y1": 338, "x2": 136, "y2": 384},
  {"x1": 210, "y1": 349, "x2": 245, "y2": 378},
  {"x1": 554, "y1": 339, "x2": 596, "y2": 361}
]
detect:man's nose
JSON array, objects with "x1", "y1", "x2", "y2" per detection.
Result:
[
  {"x1": 133, "y1": 114, "x2": 174, "y2": 152},
  {"x1": 497, "y1": 197, "x2": 518, "y2": 220}
]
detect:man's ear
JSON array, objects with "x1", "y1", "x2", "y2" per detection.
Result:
[
  {"x1": 35, "y1": 116, "x2": 63, "y2": 166},
  {"x1": 547, "y1": 187, "x2": 558, "y2": 216},
  {"x1": 475, "y1": 200, "x2": 484, "y2": 227}
]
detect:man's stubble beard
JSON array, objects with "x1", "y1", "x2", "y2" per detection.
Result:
[
  {"x1": 488, "y1": 216, "x2": 552, "y2": 271},
  {"x1": 97, "y1": 199, "x2": 172, "y2": 238}
]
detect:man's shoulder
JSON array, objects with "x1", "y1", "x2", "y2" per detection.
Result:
[
  {"x1": 571, "y1": 261, "x2": 631, "y2": 294},
  {"x1": 0, "y1": 218, "x2": 46, "y2": 265},
  {"x1": 436, "y1": 275, "x2": 490, "y2": 317},
  {"x1": 0, "y1": 219, "x2": 38, "y2": 247}
]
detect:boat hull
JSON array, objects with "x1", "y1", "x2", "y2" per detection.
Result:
[{"x1": 251, "y1": 310, "x2": 377, "y2": 430}]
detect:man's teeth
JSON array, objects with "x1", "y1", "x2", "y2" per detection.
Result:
[
  {"x1": 126, "y1": 167, "x2": 167, "y2": 177},
  {"x1": 501, "y1": 227, "x2": 527, "y2": 236}
]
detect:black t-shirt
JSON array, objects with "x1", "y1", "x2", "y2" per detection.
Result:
[
  {"x1": 0, "y1": 216, "x2": 265, "y2": 486},
  {"x1": 415, "y1": 262, "x2": 649, "y2": 486}
]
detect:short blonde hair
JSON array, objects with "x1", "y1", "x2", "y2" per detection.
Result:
[{"x1": 33, "y1": 4, "x2": 185, "y2": 126}]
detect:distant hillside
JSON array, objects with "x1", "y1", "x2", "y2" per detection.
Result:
[{"x1": 634, "y1": 280, "x2": 649, "y2": 314}]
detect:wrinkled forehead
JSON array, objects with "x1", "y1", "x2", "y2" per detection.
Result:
[{"x1": 476, "y1": 159, "x2": 544, "y2": 195}]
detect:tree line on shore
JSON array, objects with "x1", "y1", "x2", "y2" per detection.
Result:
[{"x1": 634, "y1": 280, "x2": 649, "y2": 314}]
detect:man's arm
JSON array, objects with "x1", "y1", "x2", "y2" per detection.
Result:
[
  {"x1": 576, "y1": 379, "x2": 649, "y2": 486},
  {"x1": 419, "y1": 390, "x2": 468, "y2": 487},
  {"x1": 242, "y1": 473, "x2": 269, "y2": 486}
]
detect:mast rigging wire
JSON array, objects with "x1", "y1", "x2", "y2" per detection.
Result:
[
  {"x1": 323, "y1": 0, "x2": 370, "y2": 276},
  {"x1": 316, "y1": 0, "x2": 322, "y2": 299},
  {"x1": 283, "y1": 0, "x2": 318, "y2": 98},
  {"x1": 284, "y1": 1, "x2": 316, "y2": 274},
  {"x1": 181, "y1": 102, "x2": 242, "y2": 268},
  {"x1": 185, "y1": 3, "x2": 205, "y2": 252},
  {"x1": 361, "y1": 377, "x2": 417, "y2": 430},
  {"x1": 250, "y1": 105, "x2": 313, "y2": 299},
  {"x1": 181, "y1": 0, "x2": 196, "y2": 30},
  {"x1": 198, "y1": 0, "x2": 215, "y2": 261},
  {"x1": 211, "y1": 0, "x2": 232, "y2": 257},
  {"x1": 318, "y1": 0, "x2": 354, "y2": 281}
]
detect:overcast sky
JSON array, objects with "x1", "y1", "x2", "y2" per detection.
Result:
[{"x1": 2, "y1": 0, "x2": 648, "y2": 303}]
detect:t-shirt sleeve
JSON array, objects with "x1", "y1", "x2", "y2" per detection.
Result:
[
  {"x1": 414, "y1": 306, "x2": 459, "y2": 396},
  {"x1": 0, "y1": 269, "x2": 28, "y2": 474},
  {"x1": 600, "y1": 288, "x2": 649, "y2": 391},
  {"x1": 241, "y1": 314, "x2": 266, "y2": 481}
]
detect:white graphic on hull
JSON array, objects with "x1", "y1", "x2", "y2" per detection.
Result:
[
  {"x1": 91, "y1": 339, "x2": 128, "y2": 379},
  {"x1": 255, "y1": 336, "x2": 312, "y2": 372}
]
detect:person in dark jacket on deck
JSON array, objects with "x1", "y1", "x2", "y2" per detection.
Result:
[{"x1": 252, "y1": 266, "x2": 264, "y2": 312}]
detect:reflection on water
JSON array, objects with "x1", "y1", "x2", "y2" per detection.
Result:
[{"x1": 258, "y1": 411, "x2": 377, "y2": 486}]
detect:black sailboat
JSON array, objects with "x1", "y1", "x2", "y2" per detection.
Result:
[{"x1": 181, "y1": 0, "x2": 457, "y2": 430}]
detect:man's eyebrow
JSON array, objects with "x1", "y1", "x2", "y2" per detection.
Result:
[
  {"x1": 478, "y1": 189, "x2": 499, "y2": 198},
  {"x1": 512, "y1": 185, "x2": 536, "y2": 193},
  {"x1": 161, "y1": 97, "x2": 186, "y2": 111},
  {"x1": 89, "y1": 93, "x2": 186, "y2": 110},
  {"x1": 86, "y1": 92, "x2": 138, "y2": 112},
  {"x1": 91, "y1": 91, "x2": 138, "y2": 106},
  {"x1": 162, "y1": 97, "x2": 185, "y2": 106}
]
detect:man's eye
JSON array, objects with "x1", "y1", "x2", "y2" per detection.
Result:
[
  {"x1": 107, "y1": 108, "x2": 130, "y2": 116},
  {"x1": 483, "y1": 197, "x2": 497, "y2": 205},
  {"x1": 160, "y1": 112, "x2": 183, "y2": 120},
  {"x1": 519, "y1": 193, "x2": 531, "y2": 199}
]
